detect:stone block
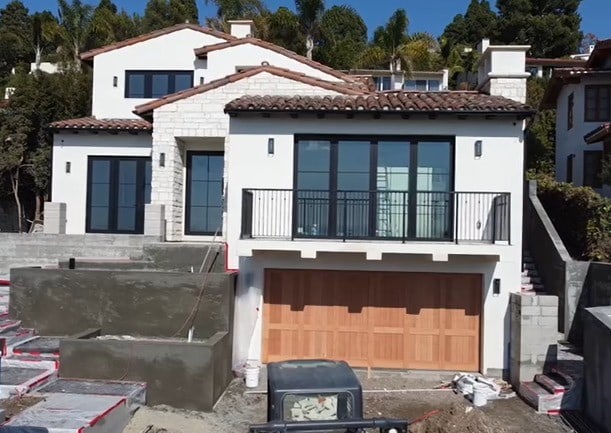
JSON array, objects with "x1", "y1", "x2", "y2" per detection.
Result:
[
  {"x1": 538, "y1": 316, "x2": 558, "y2": 327},
  {"x1": 538, "y1": 296, "x2": 558, "y2": 307},
  {"x1": 43, "y1": 202, "x2": 66, "y2": 234},
  {"x1": 144, "y1": 204, "x2": 166, "y2": 240},
  {"x1": 521, "y1": 306, "x2": 541, "y2": 316},
  {"x1": 541, "y1": 306, "x2": 558, "y2": 317}
]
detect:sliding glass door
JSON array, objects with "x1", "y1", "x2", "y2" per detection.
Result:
[
  {"x1": 86, "y1": 156, "x2": 151, "y2": 234},
  {"x1": 294, "y1": 136, "x2": 454, "y2": 240}
]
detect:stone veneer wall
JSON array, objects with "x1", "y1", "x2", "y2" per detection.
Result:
[{"x1": 151, "y1": 72, "x2": 344, "y2": 241}]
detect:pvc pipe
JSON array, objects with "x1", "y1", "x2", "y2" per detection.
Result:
[{"x1": 187, "y1": 327, "x2": 194, "y2": 343}]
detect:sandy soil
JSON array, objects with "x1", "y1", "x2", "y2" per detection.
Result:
[
  {"x1": 124, "y1": 379, "x2": 573, "y2": 433},
  {"x1": 0, "y1": 395, "x2": 45, "y2": 420}
]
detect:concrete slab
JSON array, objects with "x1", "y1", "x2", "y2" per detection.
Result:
[
  {"x1": 4, "y1": 393, "x2": 131, "y2": 433},
  {"x1": 36, "y1": 378, "x2": 146, "y2": 414},
  {"x1": 0, "y1": 359, "x2": 58, "y2": 398},
  {"x1": 13, "y1": 337, "x2": 61, "y2": 357}
]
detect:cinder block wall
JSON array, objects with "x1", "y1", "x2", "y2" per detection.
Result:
[{"x1": 510, "y1": 293, "x2": 559, "y2": 389}]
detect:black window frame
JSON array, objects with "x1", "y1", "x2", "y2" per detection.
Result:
[
  {"x1": 583, "y1": 150, "x2": 603, "y2": 189},
  {"x1": 85, "y1": 156, "x2": 151, "y2": 234},
  {"x1": 568, "y1": 92, "x2": 574, "y2": 130},
  {"x1": 185, "y1": 151, "x2": 224, "y2": 236},
  {"x1": 566, "y1": 154, "x2": 574, "y2": 183},
  {"x1": 584, "y1": 85, "x2": 611, "y2": 122},
  {"x1": 124, "y1": 70, "x2": 194, "y2": 99},
  {"x1": 292, "y1": 134, "x2": 456, "y2": 241}
]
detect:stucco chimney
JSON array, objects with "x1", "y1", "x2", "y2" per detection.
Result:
[
  {"x1": 228, "y1": 20, "x2": 255, "y2": 38},
  {"x1": 476, "y1": 38, "x2": 531, "y2": 104}
]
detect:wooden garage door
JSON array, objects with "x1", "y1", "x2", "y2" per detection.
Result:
[{"x1": 263, "y1": 269, "x2": 481, "y2": 371}]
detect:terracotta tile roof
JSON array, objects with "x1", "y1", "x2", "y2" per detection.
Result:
[
  {"x1": 133, "y1": 65, "x2": 367, "y2": 117},
  {"x1": 584, "y1": 123, "x2": 611, "y2": 144},
  {"x1": 194, "y1": 38, "x2": 354, "y2": 82},
  {"x1": 80, "y1": 23, "x2": 235, "y2": 62},
  {"x1": 526, "y1": 57, "x2": 586, "y2": 67},
  {"x1": 224, "y1": 92, "x2": 534, "y2": 116},
  {"x1": 49, "y1": 117, "x2": 152, "y2": 131}
]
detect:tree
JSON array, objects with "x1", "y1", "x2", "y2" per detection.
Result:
[
  {"x1": 203, "y1": 0, "x2": 266, "y2": 32},
  {"x1": 403, "y1": 32, "x2": 443, "y2": 71},
  {"x1": 602, "y1": 155, "x2": 611, "y2": 186},
  {"x1": 263, "y1": 7, "x2": 304, "y2": 54},
  {"x1": 580, "y1": 32, "x2": 597, "y2": 54},
  {"x1": 0, "y1": 69, "x2": 91, "y2": 231},
  {"x1": 496, "y1": 0, "x2": 582, "y2": 58},
  {"x1": 89, "y1": 0, "x2": 142, "y2": 47},
  {"x1": 54, "y1": 0, "x2": 94, "y2": 66},
  {"x1": 0, "y1": 1, "x2": 32, "y2": 78},
  {"x1": 295, "y1": 0, "x2": 324, "y2": 60},
  {"x1": 358, "y1": 9, "x2": 410, "y2": 72},
  {"x1": 525, "y1": 78, "x2": 555, "y2": 174},
  {"x1": 441, "y1": 0, "x2": 497, "y2": 59},
  {"x1": 316, "y1": 5, "x2": 367, "y2": 70},
  {"x1": 143, "y1": 0, "x2": 201, "y2": 32}
]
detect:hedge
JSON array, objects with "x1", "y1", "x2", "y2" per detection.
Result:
[{"x1": 532, "y1": 173, "x2": 611, "y2": 262}]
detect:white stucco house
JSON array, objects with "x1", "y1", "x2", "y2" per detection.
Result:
[
  {"x1": 49, "y1": 23, "x2": 534, "y2": 376},
  {"x1": 542, "y1": 39, "x2": 611, "y2": 197},
  {"x1": 342, "y1": 68, "x2": 450, "y2": 92}
]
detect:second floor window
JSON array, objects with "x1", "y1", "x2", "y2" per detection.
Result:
[
  {"x1": 125, "y1": 71, "x2": 194, "y2": 98},
  {"x1": 585, "y1": 85, "x2": 611, "y2": 122},
  {"x1": 568, "y1": 93, "x2": 574, "y2": 130}
]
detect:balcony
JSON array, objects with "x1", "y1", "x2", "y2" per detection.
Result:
[{"x1": 241, "y1": 189, "x2": 511, "y2": 244}]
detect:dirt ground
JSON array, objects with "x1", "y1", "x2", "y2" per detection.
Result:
[
  {"x1": 124, "y1": 379, "x2": 573, "y2": 433},
  {"x1": 0, "y1": 395, "x2": 44, "y2": 420}
]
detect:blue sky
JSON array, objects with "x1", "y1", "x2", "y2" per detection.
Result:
[{"x1": 3, "y1": 0, "x2": 610, "y2": 41}]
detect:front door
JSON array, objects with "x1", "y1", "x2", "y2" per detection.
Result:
[
  {"x1": 86, "y1": 156, "x2": 151, "y2": 234},
  {"x1": 185, "y1": 151, "x2": 224, "y2": 235}
]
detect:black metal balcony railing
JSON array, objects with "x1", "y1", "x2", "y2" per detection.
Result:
[{"x1": 241, "y1": 189, "x2": 511, "y2": 244}]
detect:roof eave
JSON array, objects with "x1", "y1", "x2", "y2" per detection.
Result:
[{"x1": 224, "y1": 108, "x2": 536, "y2": 118}]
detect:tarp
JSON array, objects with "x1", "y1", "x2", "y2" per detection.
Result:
[{"x1": 4, "y1": 393, "x2": 130, "y2": 433}]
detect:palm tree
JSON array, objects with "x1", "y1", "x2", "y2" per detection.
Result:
[
  {"x1": 54, "y1": 0, "x2": 94, "y2": 67},
  {"x1": 358, "y1": 9, "x2": 410, "y2": 73},
  {"x1": 204, "y1": 0, "x2": 266, "y2": 31},
  {"x1": 295, "y1": 0, "x2": 324, "y2": 60}
]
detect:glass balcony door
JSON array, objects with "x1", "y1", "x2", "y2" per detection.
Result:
[{"x1": 294, "y1": 136, "x2": 454, "y2": 241}]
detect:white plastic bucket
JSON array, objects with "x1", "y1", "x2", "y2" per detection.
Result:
[
  {"x1": 472, "y1": 383, "x2": 488, "y2": 407},
  {"x1": 244, "y1": 365, "x2": 260, "y2": 388}
]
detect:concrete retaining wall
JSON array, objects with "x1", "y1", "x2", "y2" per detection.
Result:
[
  {"x1": 524, "y1": 181, "x2": 611, "y2": 346},
  {"x1": 59, "y1": 332, "x2": 233, "y2": 411},
  {"x1": 10, "y1": 268, "x2": 235, "y2": 338},
  {"x1": 583, "y1": 307, "x2": 611, "y2": 433},
  {"x1": 509, "y1": 292, "x2": 559, "y2": 389},
  {"x1": 0, "y1": 233, "x2": 160, "y2": 275}
]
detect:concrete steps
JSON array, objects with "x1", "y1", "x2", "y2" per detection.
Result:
[
  {"x1": 522, "y1": 249, "x2": 546, "y2": 294},
  {"x1": 520, "y1": 369, "x2": 581, "y2": 415}
]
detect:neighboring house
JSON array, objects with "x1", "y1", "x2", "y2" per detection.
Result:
[
  {"x1": 49, "y1": 25, "x2": 533, "y2": 376},
  {"x1": 525, "y1": 57, "x2": 586, "y2": 79},
  {"x1": 343, "y1": 68, "x2": 449, "y2": 92},
  {"x1": 542, "y1": 39, "x2": 611, "y2": 197}
]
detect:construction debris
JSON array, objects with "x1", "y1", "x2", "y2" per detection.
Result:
[{"x1": 452, "y1": 373, "x2": 516, "y2": 406}]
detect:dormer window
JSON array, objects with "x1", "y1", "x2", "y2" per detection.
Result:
[{"x1": 125, "y1": 70, "x2": 194, "y2": 98}]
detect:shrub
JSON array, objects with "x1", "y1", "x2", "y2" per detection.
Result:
[{"x1": 531, "y1": 172, "x2": 611, "y2": 262}]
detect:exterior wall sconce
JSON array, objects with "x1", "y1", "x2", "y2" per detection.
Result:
[
  {"x1": 493, "y1": 278, "x2": 501, "y2": 296},
  {"x1": 474, "y1": 140, "x2": 483, "y2": 158},
  {"x1": 113, "y1": 76, "x2": 118, "y2": 87},
  {"x1": 65, "y1": 161, "x2": 71, "y2": 173},
  {"x1": 199, "y1": 77, "x2": 205, "y2": 85},
  {"x1": 159, "y1": 152, "x2": 165, "y2": 167},
  {"x1": 268, "y1": 138, "x2": 275, "y2": 155}
]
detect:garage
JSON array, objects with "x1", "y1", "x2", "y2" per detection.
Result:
[{"x1": 263, "y1": 269, "x2": 482, "y2": 371}]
